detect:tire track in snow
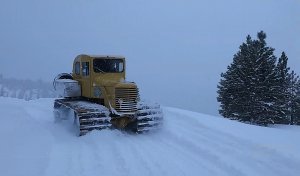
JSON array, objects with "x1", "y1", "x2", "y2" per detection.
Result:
[
  {"x1": 132, "y1": 135, "x2": 188, "y2": 176},
  {"x1": 172, "y1": 121, "x2": 300, "y2": 176},
  {"x1": 110, "y1": 136, "x2": 131, "y2": 175},
  {"x1": 87, "y1": 131, "x2": 131, "y2": 176},
  {"x1": 158, "y1": 128, "x2": 246, "y2": 176},
  {"x1": 160, "y1": 138, "x2": 218, "y2": 175},
  {"x1": 162, "y1": 110, "x2": 246, "y2": 176},
  {"x1": 164, "y1": 109, "x2": 300, "y2": 176},
  {"x1": 76, "y1": 141, "x2": 99, "y2": 176},
  {"x1": 82, "y1": 137, "x2": 108, "y2": 175},
  {"x1": 169, "y1": 122, "x2": 269, "y2": 176},
  {"x1": 143, "y1": 134, "x2": 217, "y2": 176},
  {"x1": 113, "y1": 135, "x2": 156, "y2": 176}
]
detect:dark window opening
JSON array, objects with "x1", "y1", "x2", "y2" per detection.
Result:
[
  {"x1": 93, "y1": 59, "x2": 124, "y2": 73},
  {"x1": 82, "y1": 62, "x2": 89, "y2": 76},
  {"x1": 75, "y1": 62, "x2": 80, "y2": 75}
]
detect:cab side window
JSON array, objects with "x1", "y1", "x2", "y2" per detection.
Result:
[
  {"x1": 75, "y1": 62, "x2": 80, "y2": 75},
  {"x1": 82, "y1": 62, "x2": 90, "y2": 76}
]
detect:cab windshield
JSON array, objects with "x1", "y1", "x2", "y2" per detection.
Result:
[{"x1": 93, "y1": 59, "x2": 124, "y2": 73}]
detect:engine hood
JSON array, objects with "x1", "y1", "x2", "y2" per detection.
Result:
[{"x1": 93, "y1": 75, "x2": 137, "y2": 88}]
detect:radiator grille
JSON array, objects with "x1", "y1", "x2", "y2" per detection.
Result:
[{"x1": 115, "y1": 87, "x2": 138, "y2": 113}]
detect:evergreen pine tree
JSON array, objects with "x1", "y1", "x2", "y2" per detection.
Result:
[
  {"x1": 289, "y1": 71, "x2": 300, "y2": 124},
  {"x1": 218, "y1": 35, "x2": 256, "y2": 122},
  {"x1": 217, "y1": 31, "x2": 279, "y2": 125},
  {"x1": 294, "y1": 80, "x2": 300, "y2": 125},
  {"x1": 274, "y1": 52, "x2": 290, "y2": 124},
  {"x1": 0, "y1": 74, "x2": 4, "y2": 97}
]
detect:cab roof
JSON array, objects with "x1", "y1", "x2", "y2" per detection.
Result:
[
  {"x1": 77, "y1": 54, "x2": 125, "y2": 59},
  {"x1": 85, "y1": 54, "x2": 125, "y2": 59},
  {"x1": 74, "y1": 54, "x2": 125, "y2": 63}
]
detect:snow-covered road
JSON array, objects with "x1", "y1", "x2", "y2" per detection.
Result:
[{"x1": 1, "y1": 97, "x2": 300, "y2": 176}]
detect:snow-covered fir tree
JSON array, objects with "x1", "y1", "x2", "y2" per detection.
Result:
[
  {"x1": 217, "y1": 31, "x2": 280, "y2": 125},
  {"x1": 289, "y1": 71, "x2": 300, "y2": 124},
  {"x1": 294, "y1": 80, "x2": 300, "y2": 124},
  {"x1": 274, "y1": 52, "x2": 290, "y2": 124}
]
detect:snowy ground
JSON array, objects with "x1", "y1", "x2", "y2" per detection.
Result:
[{"x1": 0, "y1": 97, "x2": 300, "y2": 176}]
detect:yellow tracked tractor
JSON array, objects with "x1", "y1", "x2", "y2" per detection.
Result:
[{"x1": 53, "y1": 54, "x2": 163, "y2": 136}]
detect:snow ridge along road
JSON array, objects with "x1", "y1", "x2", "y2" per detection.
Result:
[{"x1": 0, "y1": 97, "x2": 300, "y2": 176}]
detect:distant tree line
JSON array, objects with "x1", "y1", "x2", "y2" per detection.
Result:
[
  {"x1": 217, "y1": 31, "x2": 300, "y2": 126},
  {"x1": 0, "y1": 74, "x2": 55, "y2": 100}
]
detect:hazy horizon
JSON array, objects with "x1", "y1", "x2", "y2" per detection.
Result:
[{"x1": 1, "y1": 0, "x2": 299, "y2": 116}]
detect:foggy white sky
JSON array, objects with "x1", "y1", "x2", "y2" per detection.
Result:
[{"x1": 0, "y1": 0, "x2": 299, "y2": 116}]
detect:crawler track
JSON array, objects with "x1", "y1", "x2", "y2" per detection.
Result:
[
  {"x1": 54, "y1": 99, "x2": 111, "y2": 136},
  {"x1": 136, "y1": 101, "x2": 163, "y2": 133}
]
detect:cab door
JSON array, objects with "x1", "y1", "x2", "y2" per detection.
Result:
[{"x1": 80, "y1": 60, "x2": 91, "y2": 98}]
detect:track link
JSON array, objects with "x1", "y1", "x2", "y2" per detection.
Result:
[
  {"x1": 54, "y1": 99, "x2": 111, "y2": 136},
  {"x1": 136, "y1": 101, "x2": 163, "y2": 133}
]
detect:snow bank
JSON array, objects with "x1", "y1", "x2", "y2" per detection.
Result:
[{"x1": 0, "y1": 97, "x2": 299, "y2": 176}]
